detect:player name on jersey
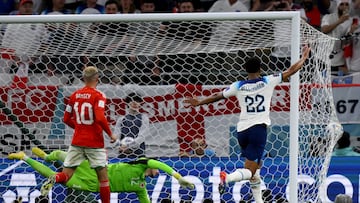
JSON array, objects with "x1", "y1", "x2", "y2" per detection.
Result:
[{"x1": 75, "y1": 93, "x2": 92, "y2": 99}]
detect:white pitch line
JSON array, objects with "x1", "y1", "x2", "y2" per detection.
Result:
[{"x1": 0, "y1": 160, "x2": 25, "y2": 177}]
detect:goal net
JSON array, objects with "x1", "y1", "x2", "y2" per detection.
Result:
[{"x1": 0, "y1": 13, "x2": 340, "y2": 203}]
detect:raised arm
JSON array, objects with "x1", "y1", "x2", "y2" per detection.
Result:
[
  {"x1": 183, "y1": 92, "x2": 224, "y2": 107},
  {"x1": 147, "y1": 159, "x2": 194, "y2": 189},
  {"x1": 282, "y1": 47, "x2": 311, "y2": 82}
]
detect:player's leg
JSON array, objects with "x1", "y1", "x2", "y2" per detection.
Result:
[
  {"x1": 218, "y1": 128, "x2": 252, "y2": 194},
  {"x1": 220, "y1": 128, "x2": 253, "y2": 182},
  {"x1": 249, "y1": 166, "x2": 264, "y2": 203},
  {"x1": 41, "y1": 146, "x2": 85, "y2": 196},
  {"x1": 219, "y1": 124, "x2": 266, "y2": 196},
  {"x1": 86, "y1": 148, "x2": 110, "y2": 203},
  {"x1": 245, "y1": 124, "x2": 267, "y2": 203},
  {"x1": 32, "y1": 147, "x2": 67, "y2": 162},
  {"x1": 8, "y1": 151, "x2": 56, "y2": 178}
]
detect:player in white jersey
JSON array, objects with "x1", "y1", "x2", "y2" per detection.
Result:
[{"x1": 184, "y1": 47, "x2": 311, "y2": 203}]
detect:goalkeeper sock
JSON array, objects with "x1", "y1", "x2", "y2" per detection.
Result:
[
  {"x1": 100, "y1": 180, "x2": 110, "y2": 203},
  {"x1": 55, "y1": 172, "x2": 69, "y2": 183},
  {"x1": 250, "y1": 169, "x2": 264, "y2": 203},
  {"x1": 226, "y1": 168, "x2": 252, "y2": 183}
]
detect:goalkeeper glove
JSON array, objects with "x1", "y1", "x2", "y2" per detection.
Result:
[{"x1": 178, "y1": 177, "x2": 194, "y2": 189}]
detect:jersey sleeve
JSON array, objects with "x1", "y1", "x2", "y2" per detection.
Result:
[
  {"x1": 63, "y1": 94, "x2": 76, "y2": 129},
  {"x1": 266, "y1": 73, "x2": 282, "y2": 87},
  {"x1": 136, "y1": 189, "x2": 150, "y2": 203},
  {"x1": 222, "y1": 82, "x2": 240, "y2": 99},
  {"x1": 94, "y1": 93, "x2": 112, "y2": 137},
  {"x1": 147, "y1": 159, "x2": 174, "y2": 175}
]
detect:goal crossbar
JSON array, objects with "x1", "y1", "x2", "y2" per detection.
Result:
[{"x1": 0, "y1": 11, "x2": 301, "y2": 23}]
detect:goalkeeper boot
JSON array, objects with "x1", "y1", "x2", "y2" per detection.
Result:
[
  {"x1": 32, "y1": 147, "x2": 48, "y2": 159},
  {"x1": 41, "y1": 175, "x2": 55, "y2": 196},
  {"x1": 218, "y1": 171, "x2": 227, "y2": 194},
  {"x1": 8, "y1": 151, "x2": 25, "y2": 160}
]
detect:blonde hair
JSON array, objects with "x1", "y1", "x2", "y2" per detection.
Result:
[{"x1": 83, "y1": 66, "x2": 99, "y2": 82}]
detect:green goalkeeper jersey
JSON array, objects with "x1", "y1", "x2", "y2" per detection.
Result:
[{"x1": 65, "y1": 158, "x2": 175, "y2": 203}]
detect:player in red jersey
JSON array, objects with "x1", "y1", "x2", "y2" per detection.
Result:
[{"x1": 41, "y1": 66, "x2": 117, "y2": 203}]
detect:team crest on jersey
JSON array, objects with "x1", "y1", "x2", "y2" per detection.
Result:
[
  {"x1": 140, "y1": 182, "x2": 145, "y2": 188},
  {"x1": 224, "y1": 87, "x2": 230, "y2": 92}
]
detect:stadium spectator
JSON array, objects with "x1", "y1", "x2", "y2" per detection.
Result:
[
  {"x1": 208, "y1": 0, "x2": 248, "y2": 12},
  {"x1": 321, "y1": 0, "x2": 353, "y2": 75},
  {"x1": 91, "y1": 0, "x2": 126, "y2": 37},
  {"x1": 186, "y1": 137, "x2": 216, "y2": 157},
  {"x1": 75, "y1": 0, "x2": 105, "y2": 14},
  {"x1": 40, "y1": 66, "x2": 117, "y2": 203},
  {"x1": 8, "y1": 149, "x2": 194, "y2": 203},
  {"x1": 302, "y1": 0, "x2": 322, "y2": 30},
  {"x1": 114, "y1": 92, "x2": 150, "y2": 159},
  {"x1": 9, "y1": 0, "x2": 37, "y2": 15},
  {"x1": 184, "y1": 47, "x2": 310, "y2": 203},
  {"x1": 177, "y1": 0, "x2": 196, "y2": 12},
  {"x1": 318, "y1": 0, "x2": 359, "y2": 15},
  {"x1": 140, "y1": 0, "x2": 156, "y2": 13},
  {"x1": 334, "y1": 194, "x2": 353, "y2": 203},
  {"x1": 104, "y1": 0, "x2": 119, "y2": 14},
  {"x1": 41, "y1": 0, "x2": 73, "y2": 14},
  {"x1": 119, "y1": 0, "x2": 139, "y2": 13},
  {"x1": 332, "y1": 131, "x2": 360, "y2": 156},
  {"x1": 345, "y1": 15, "x2": 360, "y2": 72}
]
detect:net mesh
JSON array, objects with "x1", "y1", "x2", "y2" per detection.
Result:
[{"x1": 0, "y1": 14, "x2": 340, "y2": 203}]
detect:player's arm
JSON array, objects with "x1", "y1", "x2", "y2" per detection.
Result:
[
  {"x1": 94, "y1": 96, "x2": 117, "y2": 142},
  {"x1": 132, "y1": 115, "x2": 150, "y2": 147},
  {"x1": 282, "y1": 47, "x2": 311, "y2": 82},
  {"x1": 63, "y1": 96, "x2": 76, "y2": 129},
  {"x1": 184, "y1": 92, "x2": 224, "y2": 107},
  {"x1": 136, "y1": 190, "x2": 150, "y2": 203},
  {"x1": 113, "y1": 116, "x2": 123, "y2": 137},
  {"x1": 147, "y1": 159, "x2": 194, "y2": 189}
]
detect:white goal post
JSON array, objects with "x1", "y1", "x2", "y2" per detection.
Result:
[{"x1": 0, "y1": 12, "x2": 341, "y2": 203}]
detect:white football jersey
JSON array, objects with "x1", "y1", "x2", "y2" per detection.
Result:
[{"x1": 223, "y1": 74, "x2": 282, "y2": 132}]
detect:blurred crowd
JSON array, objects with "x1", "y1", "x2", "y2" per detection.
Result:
[{"x1": 0, "y1": 0, "x2": 359, "y2": 86}]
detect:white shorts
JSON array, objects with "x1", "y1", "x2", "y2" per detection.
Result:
[{"x1": 63, "y1": 145, "x2": 108, "y2": 169}]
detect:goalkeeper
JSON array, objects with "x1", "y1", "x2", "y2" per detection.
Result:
[{"x1": 8, "y1": 148, "x2": 194, "y2": 203}]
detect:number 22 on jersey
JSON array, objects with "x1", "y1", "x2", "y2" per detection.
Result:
[{"x1": 245, "y1": 94, "x2": 265, "y2": 113}]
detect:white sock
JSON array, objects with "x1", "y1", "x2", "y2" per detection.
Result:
[
  {"x1": 226, "y1": 168, "x2": 252, "y2": 183},
  {"x1": 250, "y1": 169, "x2": 264, "y2": 203}
]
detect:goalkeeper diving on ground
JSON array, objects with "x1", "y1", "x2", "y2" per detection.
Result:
[{"x1": 8, "y1": 148, "x2": 194, "y2": 203}]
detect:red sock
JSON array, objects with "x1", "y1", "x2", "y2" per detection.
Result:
[
  {"x1": 55, "y1": 172, "x2": 69, "y2": 183},
  {"x1": 100, "y1": 180, "x2": 110, "y2": 203}
]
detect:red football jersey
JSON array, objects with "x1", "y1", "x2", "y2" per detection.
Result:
[{"x1": 64, "y1": 86, "x2": 112, "y2": 148}]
